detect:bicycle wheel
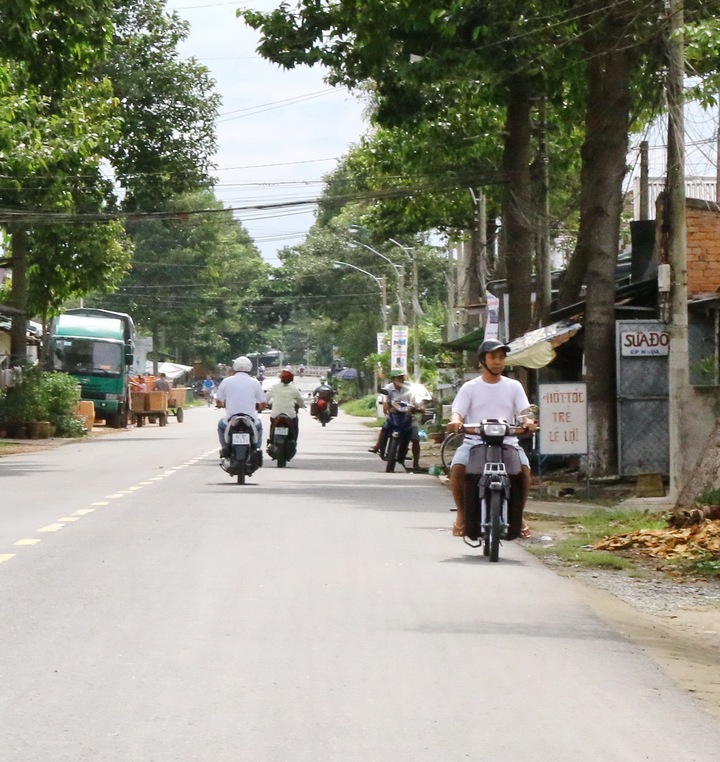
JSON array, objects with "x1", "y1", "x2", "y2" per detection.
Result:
[
  {"x1": 489, "y1": 490, "x2": 502, "y2": 562},
  {"x1": 440, "y1": 432, "x2": 464, "y2": 474}
]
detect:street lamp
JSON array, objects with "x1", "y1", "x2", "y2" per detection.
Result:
[
  {"x1": 347, "y1": 238, "x2": 406, "y2": 324},
  {"x1": 333, "y1": 261, "x2": 389, "y2": 334}
]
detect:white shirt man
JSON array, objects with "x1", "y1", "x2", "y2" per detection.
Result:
[{"x1": 216, "y1": 358, "x2": 266, "y2": 452}]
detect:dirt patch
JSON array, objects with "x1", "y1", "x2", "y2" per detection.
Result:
[
  {"x1": 525, "y1": 516, "x2": 720, "y2": 720},
  {"x1": 0, "y1": 424, "x2": 125, "y2": 457}
]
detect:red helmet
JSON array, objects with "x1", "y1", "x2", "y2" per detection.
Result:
[{"x1": 279, "y1": 369, "x2": 294, "y2": 383}]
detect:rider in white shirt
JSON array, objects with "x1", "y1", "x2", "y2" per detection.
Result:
[{"x1": 215, "y1": 356, "x2": 266, "y2": 453}]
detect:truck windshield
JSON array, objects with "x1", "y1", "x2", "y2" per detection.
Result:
[{"x1": 50, "y1": 338, "x2": 122, "y2": 377}]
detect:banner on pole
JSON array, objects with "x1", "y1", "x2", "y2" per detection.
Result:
[
  {"x1": 390, "y1": 325, "x2": 408, "y2": 373},
  {"x1": 484, "y1": 292, "x2": 500, "y2": 340}
]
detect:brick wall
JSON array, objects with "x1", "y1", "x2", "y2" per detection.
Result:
[{"x1": 686, "y1": 198, "x2": 720, "y2": 297}]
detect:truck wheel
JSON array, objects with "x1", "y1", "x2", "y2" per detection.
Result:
[
  {"x1": 176, "y1": 408, "x2": 184, "y2": 423},
  {"x1": 158, "y1": 413, "x2": 168, "y2": 427},
  {"x1": 135, "y1": 414, "x2": 144, "y2": 427}
]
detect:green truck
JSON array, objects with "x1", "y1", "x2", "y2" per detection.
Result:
[{"x1": 48, "y1": 308, "x2": 136, "y2": 428}]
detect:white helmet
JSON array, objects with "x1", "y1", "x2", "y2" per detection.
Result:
[{"x1": 232, "y1": 356, "x2": 253, "y2": 373}]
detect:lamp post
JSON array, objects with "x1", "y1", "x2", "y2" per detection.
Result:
[
  {"x1": 348, "y1": 239, "x2": 406, "y2": 324},
  {"x1": 388, "y1": 238, "x2": 421, "y2": 379},
  {"x1": 333, "y1": 261, "x2": 388, "y2": 334}
]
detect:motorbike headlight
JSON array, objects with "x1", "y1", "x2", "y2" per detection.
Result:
[{"x1": 482, "y1": 422, "x2": 507, "y2": 437}]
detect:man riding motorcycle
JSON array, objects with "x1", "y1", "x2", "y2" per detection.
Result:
[
  {"x1": 447, "y1": 338, "x2": 537, "y2": 538},
  {"x1": 264, "y1": 368, "x2": 305, "y2": 442},
  {"x1": 368, "y1": 369, "x2": 427, "y2": 473},
  {"x1": 215, "y1": 356, "x2": 266, "y2": 457}
]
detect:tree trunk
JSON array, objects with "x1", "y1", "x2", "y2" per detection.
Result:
[
  {"x1": 9, "y1": 226, "x2": 29, "y2": 365},
  {"x1": 502, "y1": 75, "x2": 534, "y2": 340},
  {"x1": 567, "y1": 44, "x2": 632, "y2": 476}
]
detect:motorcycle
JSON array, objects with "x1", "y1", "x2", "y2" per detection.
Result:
[
  {"x1": 221, "y1": 413, "x2": 262, "y2": 485},
  {"x1": 382, "y1": 400, "x2": 417, "y2": 473},
  {"x1": 266, "y1": 413, "x2": 297, "y2": 468},
  {"x1": 311, "y1": 391, "x2": 337, "y2": 427},
  {"x1": 460, "y1": 419, "x2": 528, "y2": 561}
]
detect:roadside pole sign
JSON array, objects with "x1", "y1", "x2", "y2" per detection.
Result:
[
  {"x1": 390, "y1": 325, "x2": 408, "y2": 373},
  {"x1": 538, "y1": 382, "x2": 588, "y2": 455}
]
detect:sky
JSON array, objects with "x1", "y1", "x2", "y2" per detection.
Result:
[{"x1": 165, "y1": 0, "x2": 369, "y2": 266}]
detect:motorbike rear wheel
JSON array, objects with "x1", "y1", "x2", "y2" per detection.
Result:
[
  {"x1": 236, "y1": 461, "x2": 246, "y2": 485},
  {"x1": 385, "y1": 437, "x2": 398, "y2": 473},
  {"x1": 489, "y1": 489, "x2": 502, "y2": 562}
]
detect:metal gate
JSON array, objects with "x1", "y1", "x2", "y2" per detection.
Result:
[{"x1": 616, "y1": 320, "x2": 669, "y2": 476}]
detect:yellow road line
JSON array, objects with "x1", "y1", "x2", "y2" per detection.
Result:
[
  {"x1": 14, "y1": 539, "x2": 40, "y2": 546},
  {"x1": 74, "y1": 509, "x2": 96, "y2": 515},
  {"x1": 0, "y1": 554, "x2": 16, "y2": 563},
  {"x1": 37, "y1": 524, "x2": 64, "y2": 532},
  {"x1": 58, "y1": 517, "x2": 79, "y2": 522}
]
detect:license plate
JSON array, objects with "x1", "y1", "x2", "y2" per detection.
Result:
[
  {"x1": 275, "y1": 427, "x2": 289, "y2": 436},
  {"x1": 232, "y1": 433, "x2": 251, "y2": 445}
]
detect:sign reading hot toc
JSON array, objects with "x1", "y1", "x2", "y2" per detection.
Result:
[{"x1": 538, "y1": 383, "x2": 588, "y2": 455}]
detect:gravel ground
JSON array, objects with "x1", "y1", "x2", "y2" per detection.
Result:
[{"x1": 571, "y1": 569, "x2": 720, "y2": 613}]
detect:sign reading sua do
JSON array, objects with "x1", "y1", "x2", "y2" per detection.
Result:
[
  {"x1": 538, "y1": 383, "x2": 588, "y2": 455},
  {"x1": 620, "y1": 328, "x2": 670, "y2": 357}
]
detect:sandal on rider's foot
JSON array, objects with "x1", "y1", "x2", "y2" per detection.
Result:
[
  {"x1": 410, "y1": 466, "x2": 428, "y2": 474},
  {"x1": 368, "y1": 446, "x2": 379, "y2": 453},
  {"x1": 452, "y1": 524, "x2": 465, "y2": 537},
  {"x1": 520, "y1": 523, "x2": 531, "y2": 538}
]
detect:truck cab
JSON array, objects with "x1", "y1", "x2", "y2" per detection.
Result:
[{"x1": 48, "y1": 309, "x2": 135, "y2": 428}]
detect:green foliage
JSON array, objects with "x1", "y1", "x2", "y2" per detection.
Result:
[
  {"x1": 100, "y1": 0, "x2": 220, "y2": 211},
  {"x1": 97, "y1": 189, "x2": 269, "y2": 367},
  {"x1": 0, "y1": 368, "x2": 82, "y2": 436},
  {"x1": 341, "y1": 394, "x2": 379, "y2": 417},
  {"x1": 698, "y1": 486, "x2": 720, "y2": 505}
]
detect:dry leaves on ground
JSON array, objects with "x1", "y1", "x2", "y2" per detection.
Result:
[{"x1": 594, "y1": 519, "x2": 720, "y2": 560}]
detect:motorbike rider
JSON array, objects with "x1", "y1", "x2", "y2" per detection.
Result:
[
  {"x1": 368, "y1": 369, "x2": 427, "y2": 473},
  {"x1": 264, "y1": 368, "x2": 305, "y2": 442},
  {"x1": 215, "y1": 356, "x2": 267, "y2": 456},
  {"x1": 447, "y1": 339, "x2": 537, "y2": 538},
  {"x1": 313, "y1": 376, "x2": 334, "y2": 399}
]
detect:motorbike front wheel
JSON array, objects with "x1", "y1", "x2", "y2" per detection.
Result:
[
  {"x1": 489, "y1": 489, "x2": 503, "y2": 562},
  {"x1": 385, "y1": 437, "x2": 399, "y2": 473}
]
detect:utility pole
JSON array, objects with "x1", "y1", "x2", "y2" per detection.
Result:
[
  {"x1": 640, "y1": 140, "x2": 650, "y2": 220},
  {"x1": 666, "y1": 0, "x2": 689, "y2": 504}
]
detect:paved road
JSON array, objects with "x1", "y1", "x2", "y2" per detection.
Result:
[{"x1": 1, "y1": 406, "x2": 720, "y2": 761}]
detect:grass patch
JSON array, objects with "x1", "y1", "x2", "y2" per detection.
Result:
[
  {"x1": 526, "y1": 509, "x2": 666, "y2": 571},
  {"x1": 341, "y1": 394, "x2": 379, "y2": 417}
]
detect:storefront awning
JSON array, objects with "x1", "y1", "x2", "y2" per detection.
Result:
[
  {"x1": 504, "y1": 321, "x2": 582, "y2": 368},
  {"x1": 444, "y1": 320, "x2": 582, "y2": 369}
]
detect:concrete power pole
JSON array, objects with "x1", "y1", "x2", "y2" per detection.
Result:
[{"x1": 666, "y1": 0, "x2": 690, "y2": 504}]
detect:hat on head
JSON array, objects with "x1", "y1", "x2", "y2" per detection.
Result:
[{"x1": 232, "y1": 356, "x2": 253, "y2": 372}]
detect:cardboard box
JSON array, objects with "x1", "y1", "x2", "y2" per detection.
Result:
[
  {"x1": 75, "y1": 400, "x2": 95, "y2": 431},
  {"x1": 130, "y1": 393, "x2": 147, "y2": 412},
  {"x1": 146, "y1": 390, "x2": 168, "y2": 411}
]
